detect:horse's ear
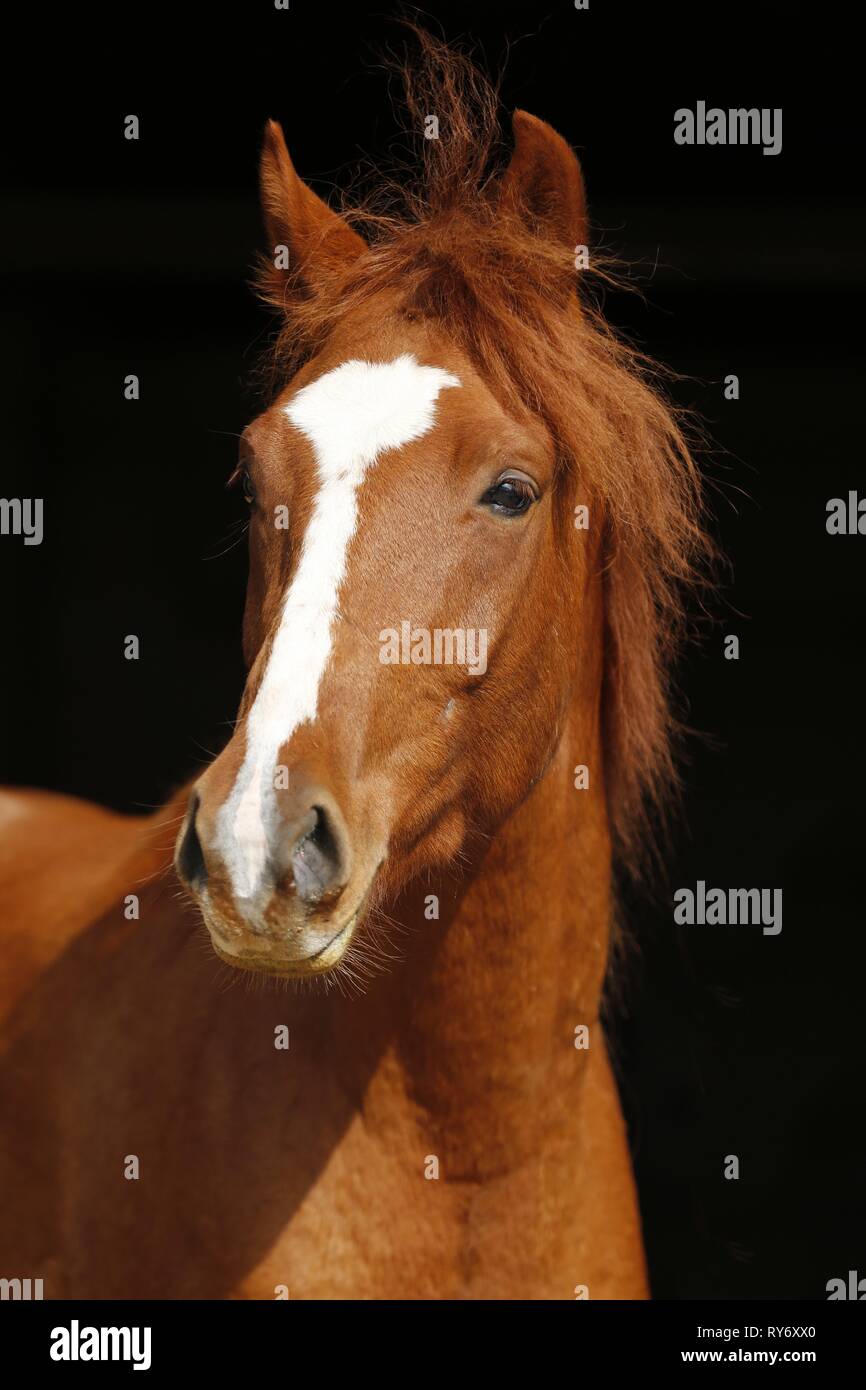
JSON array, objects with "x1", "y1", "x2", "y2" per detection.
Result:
[
  {"x1": 259, "y1": 119, "x2": 365, "y2": 301},
  {"x1": 499, "y1": 110, "x2": 588, "y2": 250}
]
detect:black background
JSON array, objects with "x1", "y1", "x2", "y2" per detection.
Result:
[{"x1": 2, "y1": 1, "x2": 864, "y2": 1298}]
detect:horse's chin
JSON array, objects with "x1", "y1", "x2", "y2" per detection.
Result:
[{"x1": 206, "y1": 906, "x2": 361, "y2": 978}]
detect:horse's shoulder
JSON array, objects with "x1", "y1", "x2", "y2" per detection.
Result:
[{"x1": 0, "y1": 788, "x2": 149, "y2": 1009}]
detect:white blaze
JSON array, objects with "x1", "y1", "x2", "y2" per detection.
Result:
[{"x1": 217, "y1": 354, "x2": 461, "y2": 903}]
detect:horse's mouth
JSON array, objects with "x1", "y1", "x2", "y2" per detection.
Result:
[{"x1": 208, "y1": 908, "x2": 361, "y2": 978}]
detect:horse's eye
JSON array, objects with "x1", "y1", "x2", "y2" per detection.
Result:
[
  {"x1": 241, "y1": 468, "x2": 256, "y2": 505},
  {"x1": 481, "y1": 476, "x2": 536, "y2": 516}
]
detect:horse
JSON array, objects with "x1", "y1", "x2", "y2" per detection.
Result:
[{"x1": 0, "y1": 38, "x2": 708, "y2": 1299}]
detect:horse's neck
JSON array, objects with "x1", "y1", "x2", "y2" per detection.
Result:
[
  {"x1": 310, "y1": 710, "x2": 649, "y2": 1296},
  {"x1": 322, "y1": 701, "x2": 613, "y2": 1176}
]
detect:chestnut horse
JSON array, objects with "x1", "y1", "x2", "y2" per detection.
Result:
[{"x1": 0, "y1": 43, "x2": 706, "y2": 1298}]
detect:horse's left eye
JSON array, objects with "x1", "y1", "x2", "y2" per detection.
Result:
[
  {"x1": 242, "y1": 468, "x2": 256, "y2": 505},
  {"x1": 481, "y1": 477, "x2": 536, "y2": 516}
]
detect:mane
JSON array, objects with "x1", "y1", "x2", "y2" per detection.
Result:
[{"x1": 256, "y1": 29, "x2": 712, "y2": 876}]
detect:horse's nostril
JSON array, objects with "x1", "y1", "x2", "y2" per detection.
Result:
[
  {"x1": 177, "y1": 794, "x2": 208, "y2": 889},
  {"x1": 291, "y1": 803, "x2": 344, "y2": 905}
]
